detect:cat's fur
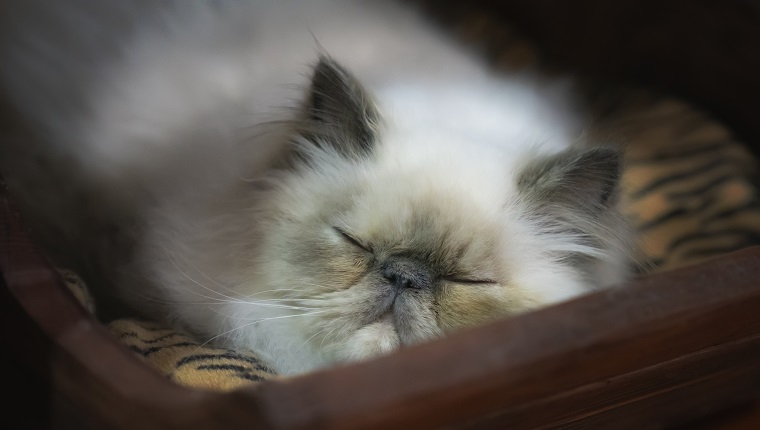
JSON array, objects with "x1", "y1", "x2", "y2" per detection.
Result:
[{"x1": 0, "y1": 0, "x2": 634, "y2": 374}]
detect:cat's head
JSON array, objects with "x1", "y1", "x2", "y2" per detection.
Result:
[{"x1": 246, "y1": 57, "x2": 632, "y2": 371}]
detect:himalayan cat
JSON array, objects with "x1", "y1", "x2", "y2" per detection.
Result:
[{"x1": 0, "y1": 0, "x2": 634, "y2": 375}]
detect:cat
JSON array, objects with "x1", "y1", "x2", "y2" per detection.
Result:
[{"x1": 0, "y1": 0, "x2": 635, "y2": 375}]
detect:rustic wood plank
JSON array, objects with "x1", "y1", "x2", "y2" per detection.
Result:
[
  {"x1": 690, "y1": 402, "x2": 760, "y2": 430},
  {"x1": 463, "y1": 336, "x2": 760, "y2": 429}
]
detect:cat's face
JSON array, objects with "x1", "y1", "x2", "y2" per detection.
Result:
[
  {"x1": 244, "y1": 57, "x2": 630, "y2": 370},
  {"x1": 268, "y1": 173, "x2": 548, "y2": 363}
]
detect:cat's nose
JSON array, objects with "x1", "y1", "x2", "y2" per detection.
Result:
[{"x1": 380, "y1": 258, "x2": 431, "y2": 290}]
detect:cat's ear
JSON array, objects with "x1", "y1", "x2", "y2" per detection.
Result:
[
  {"x1": 298, "y1": 56, "x2": 379, "y2": 158},
  {"x1": 516, "y1": 146, "x2": 622, "y2": 216}
]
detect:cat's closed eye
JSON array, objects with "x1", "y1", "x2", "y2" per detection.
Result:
[
  {"x1": 443, "y1": 277, "x2": 498, "y2": 285},
  {"x1": 333, "y1": 226, "x2": 373, "y2": 253}
]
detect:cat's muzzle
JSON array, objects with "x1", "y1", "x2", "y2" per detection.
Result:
[{"x1": 380, "y1": 257, "x2": 432, "y2": 291}]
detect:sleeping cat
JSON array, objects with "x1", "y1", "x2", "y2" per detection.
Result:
[{"x1": 0, "y1": 0, "x2": 634, "y2": 375}]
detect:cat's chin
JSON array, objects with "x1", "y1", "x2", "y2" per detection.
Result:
[{"x1": 335, "y1": 314, "x2": 401, "y2": 363}]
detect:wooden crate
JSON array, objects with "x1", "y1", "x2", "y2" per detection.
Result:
[{"x1": 2, "y1": 1, "x2": 760, "y2": 428}]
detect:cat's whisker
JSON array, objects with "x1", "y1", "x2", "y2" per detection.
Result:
[
  {"x1": 239, "y1": 287, "x2": 313, "y2": 298},
  {"x1": 208, "y1": 306, "x2": 326, "y2": 322},
  {"x1": 182, "y1": 258, "x2": 242, "y2": 296},
  {"x1": 165, "y1": 250, "x2": 246, "y2": 303},
  {"x1": 191, "y1": 312, "x2": 327, "y2": 354},
  {"x1": 125, "y1": 287, "x2": 232, "y2": 305},
  {"x1": 240, "y1": 296, "x2": 324, "y2": 302},
  {"x1": 211, "y1": 296, "x2": 326, "y2": 311},
  {"x1": 318, "y1": 317, "x2": 351, "y2": 348},
  {"x1": 128, "y1": 284, "x2": 325, "y2": 310},
  {"x1": 293, "y1": 313, "x2": 355, "y2": 353},
  {"x1": 244, "y1": 303, "x2": 324, "y2": 311},
  {"x1": 294, "y1": 325, "x2": 332, "y2": 353},
  {"x1": 133, "y1": 294, "x2": 323, "y2": 311},
  {"x1": 240, "y1": 299, "x2": 327, "y2": 308}
]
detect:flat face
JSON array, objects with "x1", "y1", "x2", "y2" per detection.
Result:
[{"x1": 244, "y1": 120, "x2": 594, "y2": 370}]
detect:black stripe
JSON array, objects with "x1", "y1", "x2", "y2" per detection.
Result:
[
  {"x1": 702, "y1": 200, "x2": 760, "y2": 224},
  {"x1": 683, "y1": 241, "x2": 760, "y2": 260},
  {"x1": 117, "y1": 331, "x2": 183, "y2": 344},
  {"x1": 667, "y1": 174, "x2": 739, "y2": 200},
  {"x1": 197, "y1": 364, "x2": 252, "y2": 373},
  {"x1": 194, "y1": 364, "x2": 270, "y2": 381},
  {"x1": 117, "y1": 331, "x2": 140, "y2": 340},
  {"x1": 671, "y1": 113, "x2": 717, "y2": 138},
  {"x1": 692, "y1": 195, "x2": 719, "y2": 213},
  {"x1": 237, "y1": 373, "x2": 268, "y2": 382},
  {"x1": 626, "y1": 141, "x2": 729, "y2": 164},
  {"x1": 631, "y1": 159, "x2": 727, "y2": 199},
  {"x1": 634, "y1": 192, "x2": 719, "y2": 231},
  {"x1": 667, "y1": 230, "x2": 760, "y2": 254},
  {"x1": 129, "y1": 342, "x2": 198, "y2": 357},
  {"x1": 636, "y1": 207, "x2": 693, "y2": 231},
  {"x1": 140, "y1": 332, "x2": 183, "y2": 345},
  {"x1": 128, "y1": 345, "x2": 146, "y2": 356},
  {"x1": 176, "y1": 352, "x2": 274, "y2": 373}
]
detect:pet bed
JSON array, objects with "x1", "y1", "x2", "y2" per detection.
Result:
[{"x1": 2, "y1": 1, "x2": 760, "y2": 428}]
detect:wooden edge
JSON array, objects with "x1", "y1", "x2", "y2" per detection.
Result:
[
  {"x1": 687, "y1": 401, "x2": 760, "y2": 430},
  {"x1": 3, "y1": 171, "x2": 760, "y2": 429}
]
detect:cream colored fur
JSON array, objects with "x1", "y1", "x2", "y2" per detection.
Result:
[{"x1": 0, "y1": 0, "x2": 634, "y2": 375}]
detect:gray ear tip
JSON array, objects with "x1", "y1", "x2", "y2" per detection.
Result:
[
  {"x1": 313, "y1": 55, "x2": 347, "y2": 80},
  {"x1": 314, "y1": 54, "x2": 334, "y2": 71},
  {"x1": 581, "y1": 147, "x2": 624, "y2": 206},
  {"x1": 581, "y1": 146, "x2": 624, "y2": 174},
  {"x1": 520, "y1": 145, "x2": 624, "y2": 206},
  {"x1": 316, "y1": 53, "x2": 336, "y2": 65},
  {"x1": 300, "y1": 53, "x2": 379, "y2": 158},
  {"x1": 586, "y1": 146, "x2": 622, "y2": 160}
]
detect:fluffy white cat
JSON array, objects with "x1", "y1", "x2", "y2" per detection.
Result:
[{"x1": 0, "y1": 0, "x2": 634, "y2": 375}]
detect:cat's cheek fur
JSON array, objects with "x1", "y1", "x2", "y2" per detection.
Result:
[
  {"x1": 335, "y1": 316, "x2": 401, "y2": 362},
  {"x1": 435, "y1": 285, "x2": 521, "y2": 332}
]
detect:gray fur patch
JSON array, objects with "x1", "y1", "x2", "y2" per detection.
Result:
[
  {"x1": 517, "y1": 146, "x2": 622, "y2": 214},
  {"x1": 299, "y1": 56, "x2": 380, "y2": 158}
]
